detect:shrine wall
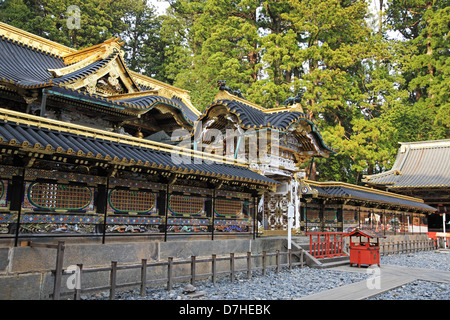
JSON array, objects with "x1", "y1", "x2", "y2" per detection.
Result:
[{"x1": 0, "y1": 237, "x2": 288, "y2": 299}]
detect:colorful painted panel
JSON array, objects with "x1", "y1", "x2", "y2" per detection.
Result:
[
  {"x1": 0, "y1": 165, "x2": 20, "y2": 179},
  {"x1": 20, "y1": 213, "x2": 100, "y2": 224},
  {"x1": 214, "y1": 199, "x2": 242, "y2": 218},
  {"x1": 25, "y1": 182, "x2": 94, "y2": 211},
  {"x1": 107, "y1": 216, "x2": 163, "y2": 225},
  {"x1": 0, "y1": 180, "x2": 8, "y2": 208},
  {"x1": 214, "y1": 219, "x2": 251, "y2": 232},
  {"x1": 166, "y1": 218, "x2": 209, "y2": 233},
  {"x1": 0, "y1": 213, "x2": 15, "y2": 233},
  {"x1": 167, "y1": 218, "x2": 210, "y2": 226},
  {"x1": 108, "y1": 189, "x2": 157, "y2": 214},
  {"x1": 168, "y1": 195, "x2": 204, "y2": 216},
  {"x1": 19, "y1": 213, "x2": 99, "y2": 233}
]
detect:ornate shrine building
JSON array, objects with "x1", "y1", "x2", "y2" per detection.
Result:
[
  {"x1": 0, "y1": 22, "x2": 277, "y2": 243},
  {"x1": 0, "y1": 22, "x2": 436, "y2": 245},
  {"x1": 363, "y1": 140, "x2": 449, "y2": 233},
  {"x1": 298, "y1": 180, "x2": 435, "y2": 234}
]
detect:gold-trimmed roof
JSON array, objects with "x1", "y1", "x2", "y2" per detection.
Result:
[
  {"x1": 0, "y1": 107, "x2": 278, "y2": 187},
  {"x1": 0, "y1": 21, "x2": 74, "y2": 57},
  {"x1": 0, "y1": 22, "x2": 200, "y2": 120},
  {"x1": 0, "y1": 107, "x2": 246, "y2": 167},
  {"x1": 303, "y1": 179, "x2": 436, "y2": 211},
  {"x1": 304, "y1": 180, "x2": 427, "y2": 204},
  {"x1": 213, "y1": 90, "x2": 303, "y2": 114}
]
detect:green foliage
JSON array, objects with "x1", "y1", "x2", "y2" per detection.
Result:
[
  {"x1": 164, "y1": 0, "x2": 449, "y2": 183},
  {"x1": 387, "y1": 0, "x2": 449, "y2": 141},
  {"x1": 1, "y1": 0, "x2": 448, "y2": 183}
]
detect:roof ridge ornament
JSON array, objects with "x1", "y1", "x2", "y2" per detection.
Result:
[
  {"x1": 217, "y1": 80, "x2": 244, "y2": 99},
  {"x1": 62, "y1": 37, "x2": 124, "y2": 65},
  {"x1": 281, "y1": 89, "x2": 305, "y2": 113}
]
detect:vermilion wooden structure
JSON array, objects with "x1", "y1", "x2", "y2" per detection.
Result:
[
  {"x1": 307, "y1": 232, "x2": 346, "y2": 258},
  {"x1": 345, "y1": 228, "x2": 385, "y2": 267}
]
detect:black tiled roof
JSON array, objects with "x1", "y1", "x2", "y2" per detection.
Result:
[
  {"x1": 311, "y1": 185, "x2": 436, "y2": 211},
  {"x1": 0, "y1": 36, "x2": 199, "y2": 124},
  {"x1": 211, "y1": 99, "x2": 304, "y2": 130},
  {"x1": 202, "y1": 99, "x2": 336, "y2": 153},
  {"x1": 46, "y1": 86, "x2": 198, "y2": 124},
  {"x1": 0, "y1": 117, "x2": 277, "y2": 186},
  {"x1": 114, "y1": 92, "x2": 198, "y2": 124},
  {"x1": 51, "y1": 54, "x2": 117, "y2": 86},
  {"x1": 0, "y1": 36, "x2": 65, "y2": 87}
]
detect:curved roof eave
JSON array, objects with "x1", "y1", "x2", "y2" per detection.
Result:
[{"x1": 198, "y1": 99, "x2": 337, "y2": 155}]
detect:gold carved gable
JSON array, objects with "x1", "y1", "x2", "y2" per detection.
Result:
[{"x1": 47, "y1": 38, "x2": 140, "y2": 96}]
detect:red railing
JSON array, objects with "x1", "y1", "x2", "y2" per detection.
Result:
[{"x1": 307, "y1": 232, "x2": 346, "y2": 258}]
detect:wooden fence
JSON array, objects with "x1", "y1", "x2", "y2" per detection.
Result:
[
  {"x1": 24, "y1": 237, "x2": 440, "y2": 300},
  {"x1": 54, "y1": 249, "x2": 305, "y2": 300},
  {"x1": 379, "y1": 239, "x2": 438, "y2": 255}
]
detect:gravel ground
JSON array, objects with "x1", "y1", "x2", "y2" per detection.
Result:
[
  {"x1": 380, "y1": 250, "x2": 450, "y2": 271},
  {"x1": 367, "y1": 251, "x2": 450, "y2": 300},
  {"x1": 86, "y1": 251, "x2": 449, "y2": 300},
  {"x1": 90, "y1": 267, "x2": 369, "y2": 300}
]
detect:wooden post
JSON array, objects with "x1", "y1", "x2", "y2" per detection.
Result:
[
  {"x1": 230, "y1": 253, "x2": 235, "y2": 282},
  {"x1": 164, "y1": 185, "x2": 169, "y2": 242},
  {"x1": 289, "y1": 249, "x2": 292, "y2": 270},
  {"x1": 140, "y1": 259, "x2": 147, "y2": 297},
  {"x1": 167, "y1": 257, "x2": 173, "y2": 291},
  {"x1": 211, "y1": 191, "x2": 216, "y2": 241},
  {"x1": 247, "y1": 252, "x2": 251, "y2": 280},
  {"x1": 101, "y1": 178, "x2": 109, "y2": 244},
  {"x1": 74, "y1": 264, "x2": 83, "y2": 301},
  {"x1": 276, "y1": 250, "x2": 280, "y2": 273},
  {"x1": 52, "y1": 241, "x2": 65, "y2": 300},
  {"x1": 262, "y1": 251, "x2": 267, "y2": 276},
  {"x1": 212, "y1": 254, "x2": 217, "y2": 285},
  {"x1": 191, "y1": 256, "x2": 196, "y2": 286},
  {"x1": 301, "y1": 249, "x2": 304, "y2": 268},
  {"x1": 110, "y1": 261, "x2": 117, "y2": 300}
]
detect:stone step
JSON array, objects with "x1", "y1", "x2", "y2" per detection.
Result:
[{"x1": 318, "y1": 256, "x2": 350, "y2": 269}]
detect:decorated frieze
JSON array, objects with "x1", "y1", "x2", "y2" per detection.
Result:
[
  {"x1": 108, "y1": 177, "x2": 164, "y2": 191},
  {"x1": 0, "y1": 165, "x2": 21, "y2": 179},
  {"x1": 169, "y1": 184, "x2": 213, "y2": 196},
  {"x1": 215, "y1": 189, "x2": 251, "y2": 199},
  {"x1": 24, "y1": 168, "x2": 106, "y2": 185}
]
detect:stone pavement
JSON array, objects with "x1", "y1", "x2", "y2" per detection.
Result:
[{"x1": 298, "y1": 264, "x2": 450, "y2": 300}]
